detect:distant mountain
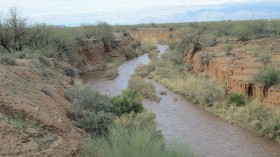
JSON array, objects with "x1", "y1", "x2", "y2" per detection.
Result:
[{"x1": 140, "y1": 2, "x2": 280, "y2": 23}]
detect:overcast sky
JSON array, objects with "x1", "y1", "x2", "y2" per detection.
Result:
[{"x1": 0, "y1": 0, "x2": 278, "y2": 25}]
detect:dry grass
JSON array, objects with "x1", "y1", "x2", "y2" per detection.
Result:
[{"x1": 128, "y1": 75, "x2": 160, "y2": 102}]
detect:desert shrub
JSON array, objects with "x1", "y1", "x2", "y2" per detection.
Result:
[
  {"x1": 148, "y1": 50, "x2": 159, "y2": 60},
  {"x1": 79, "y1": 126, "x2": 193, "y2": 157},
  {"x1": 124, "y1": 47, "x2": 137, "y2": 59},
  {"x1": 106, "y1": 59, "x2": 122, "y2": 80},
  {"x1": 111, "y1": 88, "x2": 144, "y2": 116},
  {"x1": 128, "y1": 76, "x2": 158, "y2": 101},
  {"x1": 168, "y1": 42, "x2": 177, "y2": 50},
  {"x1": 150, "y1": 60, "x2": 225, "y2": 106},
  {"x1": 64, "y1": 66, "x2": 79, "y2": 78},
  {"x1": 64, "y1": 85, "x2": 113, "y2": 113},
  {"x1": 227, "y1": 92, "x2": 245, "y2": 106},
  {"x1": 233, "y1": 25, "x2": 252, "y2": 41},
  {"x1": 139, "y1": 43, "x2": 157, "y2": 54},
  {"x1": 77, "y1": 111, "x2": 114, "y2": 137},
  {"x1": 229, "y1": 100, "x2": 280, "y2": 139},
  {"x1": 129, "y1": 41, "x2": 140, "y2": 49},
  {"x1": 115, "y1": 111, "x2": 157, "y2": 132},
  {"x1": 38, "y1": 56, "x2": 52, "y2": 67},
  {"x1": 257, "y1": 53, "x2": 270, "y2": 64},
  {"x1": 158, "y1": 39, "x2": 165, "y2": 44},
  {"x1": 162, "y1": 49, "x2": 184, "y2": 65},
  {"x1": 224, "y1": 45, "x2": 233, "y2": 55},
  {"x1": 106, "y1": 68, "x2": 118, "y2": 80},
  {"x1": 191, "y1": 75, "x2": 225, "y2": 106},
  {"x1": 0, "y1": 57, "x2": 16, "y2": 65},
  {"x1": 185, "y1": 63, "x2": 193, "y2": 72},
  {"x1": 134, "y1": 64, "x2": 155, "y2": 78},
  {"x1": 201, "y1": 53, "x2": 214, "y2": 65},
  {"x1": 254, "y1": 68, "x2": 280, "y2": 94},
  {"x1": 18, "y1": 52, "x2": 26, "y2": 59},
  {"x1": 206, "y1": 37, "x2": 218, "y2": 47}
]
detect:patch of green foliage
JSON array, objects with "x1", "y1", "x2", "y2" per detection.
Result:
[
  {"x1": 227, "y1": 92, "x2": 245, "y2": 106},
  {"x1": 111, "y1": 88, "x2": 144, "y2": 116}
]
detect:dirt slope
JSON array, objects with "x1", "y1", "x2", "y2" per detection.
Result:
[{"x1": 0, "y1": 60, "x2": 84, "y2": 156}]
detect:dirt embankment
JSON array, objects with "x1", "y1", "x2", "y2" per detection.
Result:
[
  {"x1": 0, "y1": 60, "x2": 85, "y2": 156},
  {"x1": 0, "y1": 34, "x2": 136, "y2": 156},
  {"x1": 184, "y1": 39, "x2": 280, "y2": 106},
  {"x1": 73, "y1": 36, "x2": 132, "y2": 73}
]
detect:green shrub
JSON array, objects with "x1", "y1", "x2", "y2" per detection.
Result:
[
  {"x1": 79, "y1": 126, "x2": 193, "y2": 157},
  {"x1": 201, "y1": 53, "x2": 214, "y2": 65},
  {"x1": 129, "y1": 41, "x2": 140, "y2": 49},
  {"x1": 227, "y1": 92, "x2": 245, "y2": 106},
  {"x1": 106, "y1": 68, "x2": 118, "y2": 80},
  {"x1": 207, "y1": 37, "x2": 218, "y2": 47},
  {"x1": 111, "y1": 88, "x2": 144, "y2": 116},
  {"x1": 64, "y1": 66, "x2": 79, "y2": 78},
  {"x1": 233, "y1": 24, "x2": 252, "y2": 41},
  {"x1": 64, "y1": 85, "x2": 113, "y2": 113},
  {"x1": 38, "y1": 56, "x2": 52, "y2": 67},
  {"x1": 77, "y1": 111, "x2": 114, "y2": 137},
  {"x1": 134, "y1": 64, "x2": 155, "y2": 78},
  {"x1": 148, "y1": 50, "x2": 159, "y2": 60},
  {"x1": 161, "y1": 49, "x2": 184, "y2": 65},
  {"x1": 168, "y1": 42, "x2": 177, "y2": 50},
  {"x1": 224, "y1": 45, "x2": 233, "y2": 55},
  {"x1": 18, "y1": 52, "x2": 26, "y2": 59},
  {"x1": 257, "y1": 53, "x2": 271, "y2": 64},
  {"x1": 128, "y1": 76, "x2": 159, "y2": 101},
  {"x1": 115, "y1": 111, "x2": 157, "y2": 132},
  {"x1": 124, "y1": 47, "x2": 137, "y2": 59},
  {"x1": 106, "y1": 59, "x2": 122, "y2": 80},
  {"x1": 0, "y1": 57, "x2": 16, "y2": 65},
  {"x1": 139, "y1": 43, "x2": 157, "y2": 54},
  {"x1": 226, "y1": 100, "x2": 280, "y2": 140},
  {"x1": 254, "y1": 68, "x2": 280, "y2": 94}
]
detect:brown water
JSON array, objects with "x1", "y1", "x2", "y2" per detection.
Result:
[{"x1": 83, "y1": 44, "x2": 280, "y2": 157}]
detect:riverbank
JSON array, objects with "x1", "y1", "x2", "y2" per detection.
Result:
[
  {"x1": 83, "y1": 44, "x2": 280, "y2": 157},
  {"x1": 133, "y1": 45, "x2": 280, "y2": 142}
]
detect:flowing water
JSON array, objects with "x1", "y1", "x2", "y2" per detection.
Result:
[{"x1": 82, "y1": 44, "x2": 280, "y2": 157}]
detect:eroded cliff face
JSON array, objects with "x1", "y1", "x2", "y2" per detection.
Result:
[
  {"x1": 74, "y1": 36, "x2": 132, "y2": 73},
  {"x1": 185, "y1": 39, "x2": 280, "y2": 106}
]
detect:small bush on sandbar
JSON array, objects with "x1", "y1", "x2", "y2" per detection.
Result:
[{"x1": 111, "y1": 88, "x2": 144, "y2": 116}]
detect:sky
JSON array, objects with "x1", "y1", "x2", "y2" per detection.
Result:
[{"x1": 0, "y1": 0, "x2": 279, "y2": 25}]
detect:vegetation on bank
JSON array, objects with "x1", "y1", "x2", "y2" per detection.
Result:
[
  {"x1": 134, "y1": 41, "x2": 280, "y2": 141},
  {"x1": 64, "y1": 83, "x2": 193, "y2": 156},
  {"x1": 128, "y1": 75, "x2": 160, "y2": 101},
  {"x1": 105, "y1": 42, "x2": 157, "y2": 80}
]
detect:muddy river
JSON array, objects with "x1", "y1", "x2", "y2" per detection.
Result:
[{"x1": 82, "y1": 45, "x2": 280, "y2": 157}]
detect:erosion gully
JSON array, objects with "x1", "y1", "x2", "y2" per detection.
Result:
[{"x1": 82, "y1": 45, "x2": 280, "y2": 157}]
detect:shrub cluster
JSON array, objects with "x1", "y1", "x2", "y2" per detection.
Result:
[
  {"x1": 79, "y1": 112, "x2": 193, "y2": 157},
  {"x1": 227, "y1": 92, "x2": 245, "y2": 106},
  {"x1": 128, "y1": 76, "x2": 159, "y2": 101},
  {"x1": 0, "y1": 57, "x2": 16, "y2": 65},
  {"x1": 111, "y1": 88, "x2": 144, "y2": 116},
  {"x1": 64, "y1": 66, "x2": 79, "y2": 78},
  {"x1": 65, "y1": 85, "x2": 114, "y2": 136},
  {"x1": 201, "y1": 53, "x2": 214, "y2": 65},
  {"x1": 254, "y1": 67, "x2": 280, "y2": 94}
]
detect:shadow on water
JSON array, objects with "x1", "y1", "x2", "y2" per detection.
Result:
[{"x1": 82, "y1": 44, "x2": 280, "y2": 157}]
